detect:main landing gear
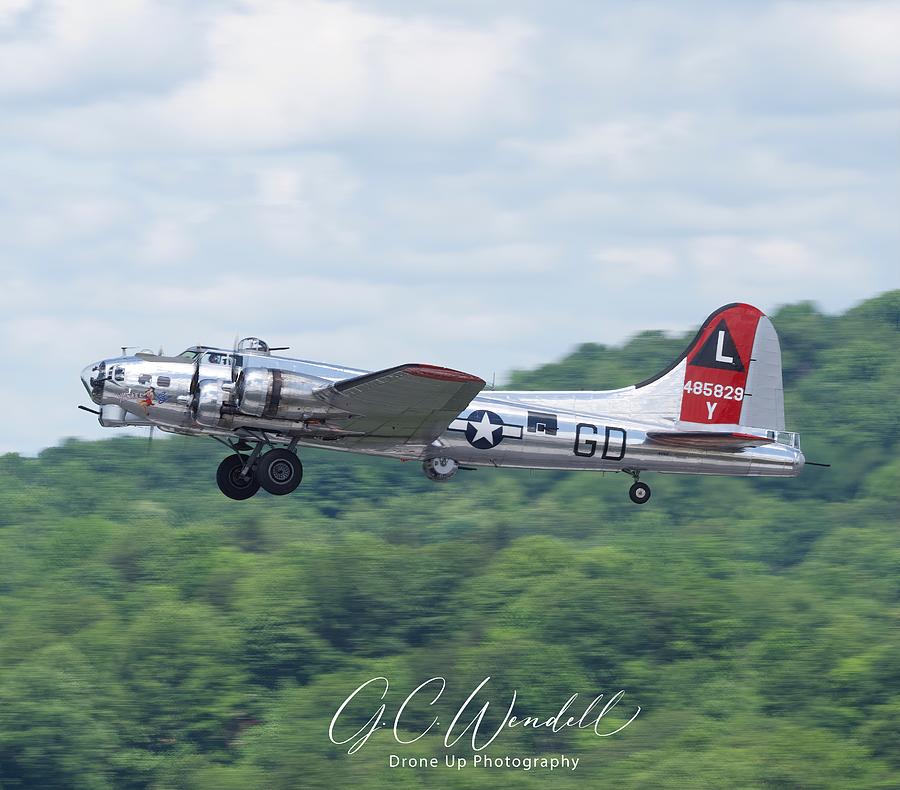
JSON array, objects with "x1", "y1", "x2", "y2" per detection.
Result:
[
  {"x1": 216, "y1": 455, "x2": 261, "y2": 500},
  {"x1": 626, "y1": 470, "x2": 651, "y2": 504},
  {"x1": 213, "y1": 436, "x2": 303, "y2": 500},
  {"x1": 256, "y1": 448, "x2": 303, "y2": 495}
]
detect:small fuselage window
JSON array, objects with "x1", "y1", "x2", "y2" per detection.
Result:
[
  {"x1": 114, "y1": 366, "x2": 125, "y2": 382},
  {"x1": 138, "y1": 374, "x2": 151, "y2": 385},
  {"x1": 157, "y1": 376, "x2": 171, "y2": 388}
]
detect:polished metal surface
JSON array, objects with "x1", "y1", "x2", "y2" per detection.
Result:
[
  {"x1": 235, "y1": 368, "x2": 329, "y2": 420},
  {"x1": 79, "y1": 304, "x2": 806, "y2": 487},
  {"x1": 235, "y1": 368, "x2": 274, "y2": 417},
  {"x1": 194, "y1": 379, "x2": 228, "y2": 427}
]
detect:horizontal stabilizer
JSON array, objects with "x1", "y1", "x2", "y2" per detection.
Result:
[{"x1": 646, "y1": 431, "x2": 773, "y2": 451}]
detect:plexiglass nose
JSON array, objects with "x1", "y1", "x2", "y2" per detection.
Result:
[{"x1": 80, "y1": 364, "x2": 94, "y2": 395}]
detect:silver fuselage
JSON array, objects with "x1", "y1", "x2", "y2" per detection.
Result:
[{"x1": 81, "y1": 348, "x2": 804, "y2": 478}]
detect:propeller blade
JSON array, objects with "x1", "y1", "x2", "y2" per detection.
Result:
[{"x1": 189, "y1": 358, "x2": 201, "y2": 419}]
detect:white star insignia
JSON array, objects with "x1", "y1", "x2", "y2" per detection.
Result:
[{"x1": 469, "y1": 412, "x2": 501, "y2": 444}]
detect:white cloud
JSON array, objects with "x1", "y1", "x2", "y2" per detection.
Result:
[
  {"x1": 6, "y1": 0, "x2": 533, "y2": 153},
  {"x1": 2, "y1": 194, "x2": 128, "y2": 249},
  {"x1": 768, "y1": 2, "x2": 900, "y2": 96},
  {"x1": 137, "y1": 219, "x2": 193, "y2": 264},
  {"x1": 0, "y1": 0, "x2": 33, "y2": 30},
  {"x1": 387, "y1": 242, "x2": 559, "y2": 277},
  {"x1": 593, "y1": 245, "x2": 677, "y2": 279},
  {"x1": 167, "y1": 0, "x2": 531, "y2": 146},
  {"x1": 0, "y1": 0, "x2": 897, "y2": 455},
  {"x1": 689, "y1": 236, "x2": 816, "y2": 280},
  {"x1": 251, "y1": 154, "x2": 361, "y2": 253},
  {"x1": 683, "y1": 234, "x2": 876, "y2": 309},
  {"x1": 0, "y1": 0, "x2": 203, "y2": 98},
  {"x1": 506, "y1": 115, "x2": 693, "y2": 174}
]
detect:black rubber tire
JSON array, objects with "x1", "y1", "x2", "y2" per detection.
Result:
[
  {"x1": 256, "y1": 449, "x2": 303, "y2": 495},
  {"x1": 217, "y1": 455, "x2": 261, "y2": 500},
  {"x1": 629, "y1": 481, "x2": 651, "y2": 504}
]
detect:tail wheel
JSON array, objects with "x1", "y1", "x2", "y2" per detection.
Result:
[
  {"x1": 256, "y1": 448, "x2": 303, "y2": 495},
  {"x1": 629, "y1": 481, "x2": 651, "y2": 504},
  {"x1": 423, "y1": 457, "x2": 459, "y2": 482},
  {"x1": 217, "y1": 455, "x2": 260, "y2": 500}
]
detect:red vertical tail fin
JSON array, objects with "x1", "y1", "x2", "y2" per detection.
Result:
[
  {"x1": 679, "y1": 303, "x2": 762, "y2": 426},
  {"x1": 674, "y1": 303, "x2": 785, "y2": 430}
]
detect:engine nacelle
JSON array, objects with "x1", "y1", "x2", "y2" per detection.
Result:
[
  {"x1": 193, "y1": 378, "x2": 229, "y2": 427},
  {"x1": 234, "y1": 368, "x2": 326, "y2": 420},
  {"x1": 423, "y1": 457, "x2": 459, "y2": 482}
]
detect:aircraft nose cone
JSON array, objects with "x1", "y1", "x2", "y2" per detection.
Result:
[{"x1": 81, "y1": 363, "x2": 100, "y2": 401}]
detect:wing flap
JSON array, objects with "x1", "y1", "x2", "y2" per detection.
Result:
[{"x1": 315, "y1": 364, "x2": 485, "y2": 445}]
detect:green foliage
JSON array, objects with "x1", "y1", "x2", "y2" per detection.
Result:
[{"x1": 0, "y1": 291, "x2": 898, "y2": 788}]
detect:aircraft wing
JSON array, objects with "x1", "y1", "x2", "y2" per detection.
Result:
[
  {"x1": 645, "y1": 431, "x2": 773, "y2": 451},
  {"x1": 315, "y1": 364, "x2": 485, "y2": 447}
]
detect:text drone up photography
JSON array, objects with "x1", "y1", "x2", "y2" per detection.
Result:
[{"x1": 1, "y1": 1, "x2": 899, "y2": 788}]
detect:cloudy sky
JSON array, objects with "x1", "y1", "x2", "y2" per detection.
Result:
[{"x1": 1, "y1": 0, "x2": 898, "y2": 453}]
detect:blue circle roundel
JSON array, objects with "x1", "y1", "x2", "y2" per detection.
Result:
[{"x1": 464, "y1": 410, "x2": 505, "y2": 449}]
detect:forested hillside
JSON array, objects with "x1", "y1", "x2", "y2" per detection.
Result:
[{"x1": 1, "y1": 292, "x2": 898, "y2": 789}]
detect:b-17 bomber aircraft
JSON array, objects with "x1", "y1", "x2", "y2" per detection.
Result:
[{"x1": 79, "y1": 303, "x2": 805, "y2": 502}]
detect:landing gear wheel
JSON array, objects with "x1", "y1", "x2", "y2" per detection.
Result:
[
  {"x1": 217, "y1": 455, "x2": 261, "y2": 500},
  {"x1": 629, "y1": 481, "x2": 651, "y2": 504},
  {"x1": 423, "y1": 457, "x2": 459, "y2": 482},
  {"x1": 256, "y1": 448, "x2": 303, "y2": 495}
]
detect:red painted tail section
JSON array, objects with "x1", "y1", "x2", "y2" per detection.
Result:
[{"x1": 679, "y1": 303, "x2": 764, "y2": 425}]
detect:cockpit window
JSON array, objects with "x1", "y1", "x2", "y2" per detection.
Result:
[
  {"x1": 178, "y1": 349, "x2": 201, "y2": 360},
  {"x1": 205, "y1": 352, "x2": 232, "y2": 366}
]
